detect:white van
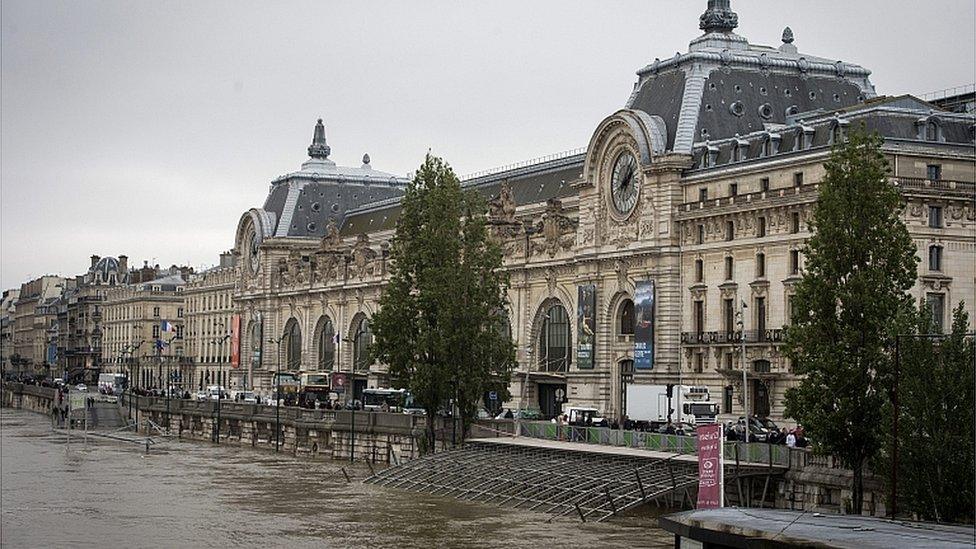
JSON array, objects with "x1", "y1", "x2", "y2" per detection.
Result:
[{"x1": 206, "y1": 385, "x2": 227, "y2": 400}]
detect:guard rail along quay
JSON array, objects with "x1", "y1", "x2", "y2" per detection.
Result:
[{"x1": 367, "y1": 420, "x2": 890, "y2": 520}]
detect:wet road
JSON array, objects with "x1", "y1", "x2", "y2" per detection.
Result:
[{"x1": 0, "y1": 409, "x2": 673, "y2": 548}]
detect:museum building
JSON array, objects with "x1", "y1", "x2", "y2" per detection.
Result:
[{"x1": 229, "y1": 1, "x2": 976, "y2": 422}]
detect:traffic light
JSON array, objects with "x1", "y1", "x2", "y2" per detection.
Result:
[{"x1": 666, "y1": 383, "x2": 675, "y2": 398}]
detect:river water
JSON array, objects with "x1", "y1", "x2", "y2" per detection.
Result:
[{"x1": 1, "y1": 409, "x2": 673, "y2": 548}]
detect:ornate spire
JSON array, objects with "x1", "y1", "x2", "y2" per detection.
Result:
[
  {"x1": 307, "y1": 118, "x2": 331, "y2": 159},
  {"x1": 699, "y1": 0, "x2": 738, "y2": 33}
]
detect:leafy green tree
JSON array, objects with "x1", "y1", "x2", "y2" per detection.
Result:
[
  {"x1": 783, "y1": 128, "x2": 918, "y2": 514},
  {"x1": 892, "y1": 302, "x2": 975, "y2": 522},
  {"x1": 371, "y1": 153, "x2": 514, "y2": 450}
]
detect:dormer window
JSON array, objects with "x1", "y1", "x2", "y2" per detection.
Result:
[
  {"x1": 829, "y1": 119, "x2": 849, "y2": 145},
  {"x1": 733, "y1": 139, "x2": 749, "y2": 162},
  {"x1": 761, "y1": 134, "x2": 780, "y2": 157},
  {"x1": 795, "y1": 125, "x2": 814, "y2": 151},
  {"x1": 917, "y1": 116, "x2": 944, "y2": 142}
]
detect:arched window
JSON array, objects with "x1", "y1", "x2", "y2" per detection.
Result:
[
  {"x1": 353, "y1": 316, "x2": 373, "y2": 371},
  {"x1": 538, "y1": 303, "x2": 571, "y2": 372},
  {"x1": 925, "y1": 121, "x2": 938, "y2": 141},
  {"x1": 619, "y1": 299, "x2": 635, "y2": 336},
  {"x1": 315, "y1": 316, "x2": 335, "y2": 371},
  {"x1": 928, "y1": 245, "x2": 943, "y2": 272},
  {"x1": 284, "y1": 318, "x2": 301, "y2": 371}
]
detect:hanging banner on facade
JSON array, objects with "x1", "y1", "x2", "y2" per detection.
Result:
[
  {"x1": 251, "y1": 314, "x2": 263, "y2": 369},
  {"x1": 230, "y1": 314, "x2": 241, "y2": 368},
  {"x1": 696, "y1": 423, "x2": 725, "y2": 509},
  {"x1": 634, "y1": 280, "x2": 655, "y2": 370},
  {"x1": 577, "y1": 284, "x2": 597, "y2": 370}
]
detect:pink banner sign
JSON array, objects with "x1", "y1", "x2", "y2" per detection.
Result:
[{"x1": 696, "y1": 423, "x2": 724, "y2": 509}]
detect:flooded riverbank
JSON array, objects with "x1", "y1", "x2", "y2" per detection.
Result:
[{"x1": 0, "y1": 409, "x2": 673, "y2": 548}]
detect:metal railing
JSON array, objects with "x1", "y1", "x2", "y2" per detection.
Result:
[
  {"x1": 459, "y1": 147, "x2": 586, "y2": 182},
  {"x1": 892, "y1": 177, "x2": 975, "y2": 196},
  {"x1": 680, "y1": 329, "x2": 784, "y2": 345},
  {"x1": 518, "y1": 421, "x2": 801, "y2": 468}
]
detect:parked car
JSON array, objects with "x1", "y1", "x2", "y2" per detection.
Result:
[
  {"x1": 75, "y1": 384, "x2": 88, "y2": 392},
  {"x1": 231, "y1": 391, "x2": 258, "y2": 404},
  {"x1": 658, "y1": 421, "x2": 698, "y2": 436},
  {"x1": 732, "y1": 416, "x2": 774, "y2": 442}
]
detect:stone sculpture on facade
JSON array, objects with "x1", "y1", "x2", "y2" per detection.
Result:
[
  {"x1": 488, "y1": 182, "x2": 517, "y2": 224},
  {"x1": 350, "y1": 233, "x2": 377, "y2": 278},
  {"x1": 531, "y1": 199, "x2": 577, "y2": 257},
  {"x1": 320, "y1": 219, "x2": 342, "y2": 252}
]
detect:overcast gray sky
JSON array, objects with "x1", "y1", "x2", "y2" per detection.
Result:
[{"x1": 2, "y1": 0, "x2": 974, "y2": 289}]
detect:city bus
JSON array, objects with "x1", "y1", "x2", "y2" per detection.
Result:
[
  {"x1": 299, "y1": 371, "x2": 331, "y2": 408},
  {"x1": 362, "y1": 388, "x2": 422, "y2": 413},
  {"x1": 272, "y1": 372, "x2": 301, "y2": 398}
]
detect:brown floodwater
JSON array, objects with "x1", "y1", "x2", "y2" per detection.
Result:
[{"x1": 0, "y1": 409, "x2": 674, "y2": 548}]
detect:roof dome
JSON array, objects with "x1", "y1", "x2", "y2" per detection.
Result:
[
  {"x1": 625, "y1": 0, "x2": 876, "y2": 153},
  {"x1": 260, "y1": 118, "x2": 410, "y2": 238},
  {"x1": 88, "y1": 256, "x2": 125, "y2": 285}
]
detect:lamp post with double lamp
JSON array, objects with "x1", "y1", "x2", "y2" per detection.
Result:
[
  {"x1": 267, "y1": 334, "x2": 286, "y2": 452},
  {"x1": 163, "y1": 334, "x2": 181, "y2": 432},
  {"x1": 736, "y1": 299, "x2": 749, "y2": 443},
  {"x1": 122, "y1": 340, "x2": 144, "y2": 423},
  {"x1": 210, "y1": 332, "x2": 231, "y2": 443}
]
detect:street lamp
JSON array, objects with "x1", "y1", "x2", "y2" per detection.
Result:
[
  {"x1": 267, "y1": 334, "x2": 286, "y2": 452},
  {"x1": 163, "y1": 333, "x2": 181, "y2": 432},
  {"x1": 210, "y1": 332, "x2": 231, "y2": 444},
  {"x1": 736, "y1": 299, "x2": 749, "y2": 443}
]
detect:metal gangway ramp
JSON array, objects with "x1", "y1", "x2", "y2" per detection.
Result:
[{"x1": 366, "y1": 439, "x2": 711, "y2": 522}]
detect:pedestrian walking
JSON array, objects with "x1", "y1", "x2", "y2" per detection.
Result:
[{"x1": 785, "y1": 429, "x2": 797, "y2": 448}]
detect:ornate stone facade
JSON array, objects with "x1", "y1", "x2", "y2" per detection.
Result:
[{"x1": 228, "y1": 2, "x2": 975, "y2": 423}]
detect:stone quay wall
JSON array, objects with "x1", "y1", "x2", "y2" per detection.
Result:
[
  {"x1": 123, "y1": 395, "x2": 428, "y2": 464},
  {"x1": 1, "y1": 382, "x2": 57, "y2": 414},
  {"x1": 1, "y1": 382, "x2": 448, "y2": 464}
]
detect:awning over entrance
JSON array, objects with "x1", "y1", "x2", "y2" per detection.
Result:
[{"x1": 516, "y1": 370, "x2": 568, "y2": 382}]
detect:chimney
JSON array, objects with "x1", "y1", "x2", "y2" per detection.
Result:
[
  {"x1": 220, "y1": 251, "x2": 236, "y2": 268},
  {"x1": 90, "y1": 255, "x2": 100, "y2": 268},
  {"x1": 118, "y1": 255, "x2": 128, "y2": 273}
]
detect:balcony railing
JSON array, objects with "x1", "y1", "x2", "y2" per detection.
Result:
[
  {"x1": 681, "y1": 329, "x2": 784, "y2": 345},
  {"x1": 893, "y1": 177, "x2": 974, "y2": 196}
]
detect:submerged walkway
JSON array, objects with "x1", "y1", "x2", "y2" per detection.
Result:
[{"x1": 366, "y1": 437, "x2": 784, "y2": 523}]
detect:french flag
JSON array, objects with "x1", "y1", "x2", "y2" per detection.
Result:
[{"x1": 161, "y1": 320, "x2": 176, "y2": 333}]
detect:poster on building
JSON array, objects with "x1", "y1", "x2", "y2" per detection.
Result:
[
  {"x1": 577, "y1": 284, "x2": 597, "y2": 370},
  {"x1": 633, "y1": 280, "x2": 655, "y2": 370},
  {"x1": 46, "y1": 342, "x2": 58, "y2": 366},
  {"x1": 230, "y1": 314, "x2": 241, "y2": 368},
  {"x1": 696, "y1": 423, "x2": 725, "y2": 509},
  {"x1": 251, "y1": 314, "x2": 263, "y2": 369},
  {"x1": 331, "y1": 372, "x2": 347, "y2": 394}
]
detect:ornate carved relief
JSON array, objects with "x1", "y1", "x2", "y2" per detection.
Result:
[
  {"x1": 313, "y1": 252, "x2": 342, "y2": 284},
  {"x1": 350, "y1": 234, "x2": 377, "y2": 279},
  {"x1": 319, "y1": 219, "x2": 342, "y2": 253},
  {"x1": 530, "y1": 199, "x2": 577, "y2": 257},
  {"x1": 488, "y1": 181, "x2": 517, "y2": 224}
]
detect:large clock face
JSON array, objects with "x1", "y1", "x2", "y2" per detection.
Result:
[
  {"x1": 610, "y1": 151, "x2": 639, "y2": 216},
  {"x1": 248, "y1": 229, "x2": 260, "y2": 273}
]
